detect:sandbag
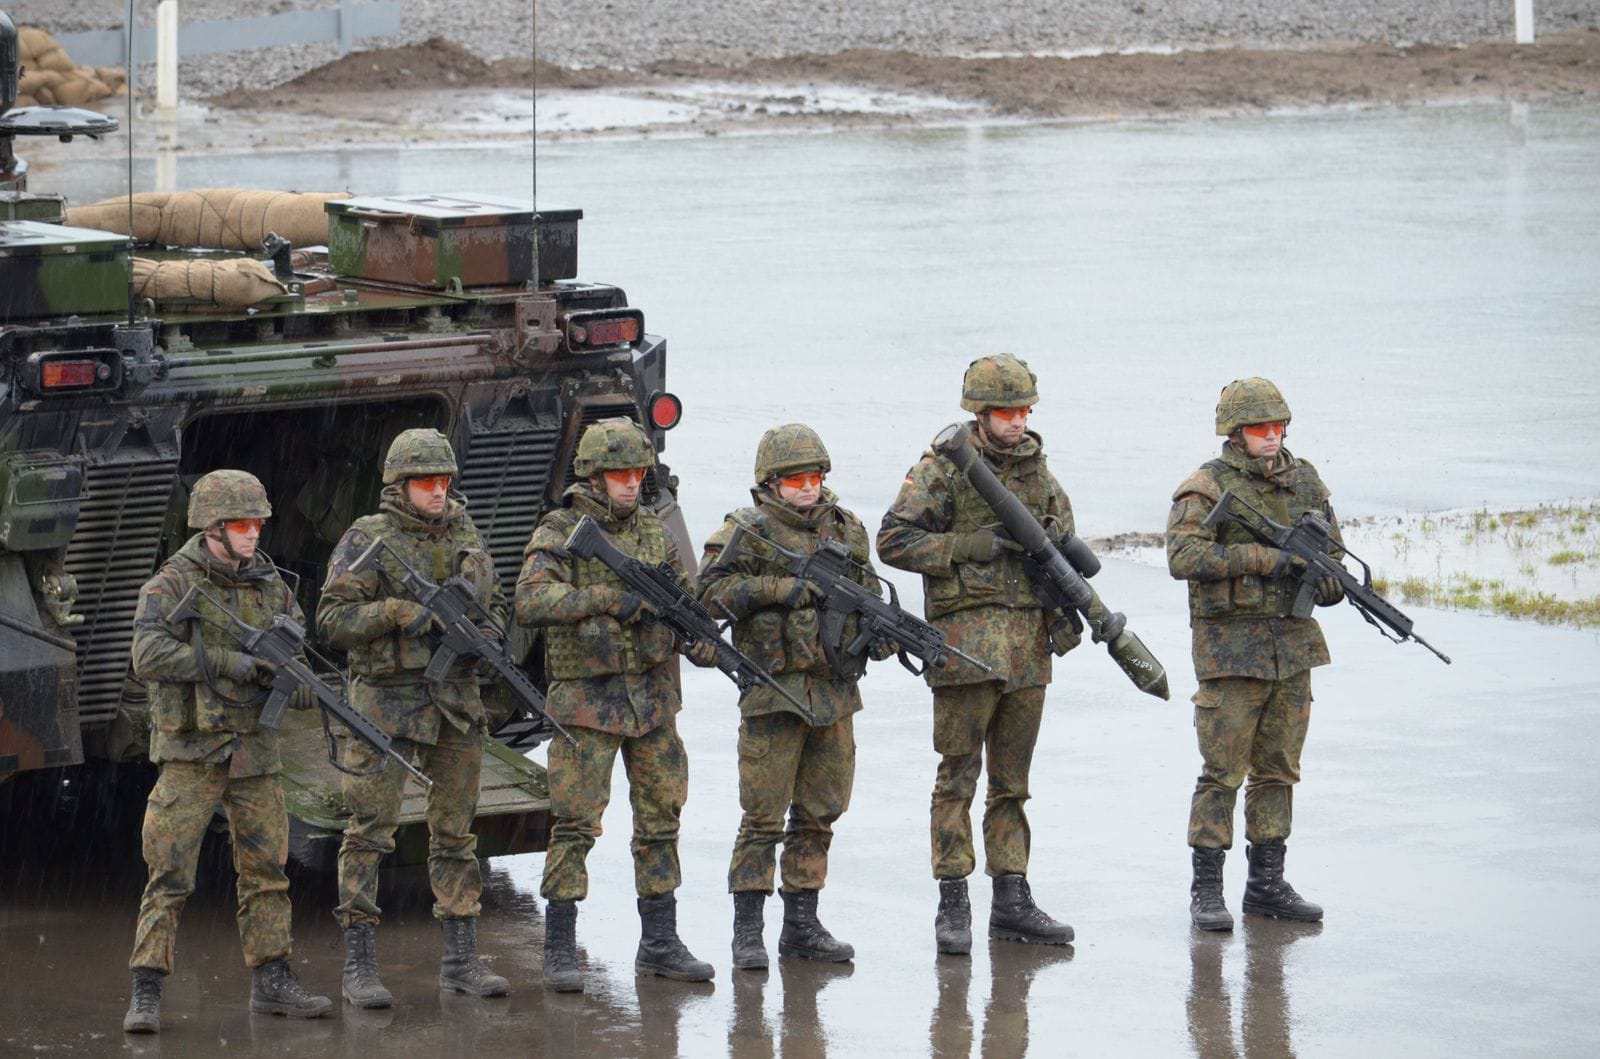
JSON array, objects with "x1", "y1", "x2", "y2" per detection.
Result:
[
  {"x1": 132, "y1": 257, "x2": 288, "y2": 308},
  {"x1": 15, "y1": 26, "x2": 124, "y2": 107},
  {"x1": 68, "y1": 189, "x2": 353, "y2": 250}
]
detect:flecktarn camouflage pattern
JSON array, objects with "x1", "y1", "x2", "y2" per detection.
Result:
[
  {"x1": 571, "y1": 418, "x2": 655, "y2": 478},
  {"x1": 186, "y1": 469, "x2": 272, "y2": 527},
  {"x1": 752, "y1": 423, "x2": 832, "y2": 484},
  {"x1": 1213, "y1": 377, "x2": 1291, "y2": 435},
  {"x1": 959, "y1": 354, "x2": 1039, "y2": 413},
  {"x1": 381, "y1": 428, "x2": 458, "y2": 484}
]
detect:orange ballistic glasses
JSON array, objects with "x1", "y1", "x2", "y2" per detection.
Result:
[
  {"x1": 1241, "y1": 421, "x2": 1287, "y2": 439},
  {"x1": 603, "y1": 468, "x2": 647, "y2": 487},
  {"x1": 224, "y1": 518, "x2": 265, "y2": 536},
  {"x1": 778, "y1": 472, "x2": 825, "y2": 490},
  {"x1": 409, "y1": 474, "x2": 453, "y2": 492},
  {"x1": 988, "y1": 406, "x2": 1032, "y2": 422}
]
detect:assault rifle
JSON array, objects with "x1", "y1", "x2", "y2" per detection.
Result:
[
  {"x1": 349, "y1": 538, "x2": 577, "y2": 747},
  {"x1": 167, "y1": 585, "x2": 432, "y2": 788},
  {"x1": 1201, "y1": 490, "x2": 1451, "y2": 664},
  {"x1": 932, "y1": 423, "x2": 1171, "y2": 700},
  {"x1": 719, "y1": 522, "x2": 993, "y2": 680},
  {"x1": 565, "y1": 515, "x2": 823, "y2": 725}
]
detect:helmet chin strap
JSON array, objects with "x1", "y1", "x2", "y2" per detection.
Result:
[{"x1": 205, "y1": 523, "x2": 246, "y2": 564}]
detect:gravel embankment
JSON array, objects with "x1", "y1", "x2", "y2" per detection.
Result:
[{"x1": 9, "y1": 0, "x2": 1600, "y2": 98}]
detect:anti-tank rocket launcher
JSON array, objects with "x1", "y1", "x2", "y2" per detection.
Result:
[
  {"x1": 165, "y1": 584, "x2": 432, "y2": 789},
  {"x1": 932, "y1": 423, "x2": 1170, "y2": 700}
]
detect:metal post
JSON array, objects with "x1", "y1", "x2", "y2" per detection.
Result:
[
  {"x1": 156, "y1": 0, "x2": 178, "y2": 112},
  {"x1": 1515, "y1": 0, "x2": 1535, "y2": 44},
  {"x1": 338, "y1": 0, "x2": 354, "y2": 57}
]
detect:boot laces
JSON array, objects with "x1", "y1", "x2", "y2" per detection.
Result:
[{"x1": 131, "y1": 974, "x2": 161, "y2": 1009}]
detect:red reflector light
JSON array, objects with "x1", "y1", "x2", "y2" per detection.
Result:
[
  {"x1": 42, "y1": 360, "x2": 105, "y2": 389},
  {"x1": 648, "y1": 392, "x2": 683, "y2": 430},
  {"x1": 587, "y1": 317, "x2": 640, "y2": 346}
]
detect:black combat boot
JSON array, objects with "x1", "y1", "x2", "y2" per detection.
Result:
[
  {"x1": 1190, "y1": 847, "x2": 1234, "y2": 932},
  {"x1": 542, "y1": 900, "x2": 583, "y2": 993},
  {"x1": 935, "y1": 878, "x2": 973, "y2": 955},
  {"x1": 1242, "y1": 841, "x2": 1323, "y2": 922},
  {"x1": 989, "y1": 875, "x2": 1074, "y2": 945},
  {"x1": 122, "y1": 968, "x2": 164, "y2": 1034},
  {"x1": 778, "y1": 889, "x2": 855, "y2": 963},
  {"x1": 635, "y1": 893, "x2": 715, "y2": 982},
  {"x1": 250, "y1": 958, "x2": 333, "y2": 1018},
  {"x1": 342, "y1": 923, "x2": 394, "y2": 1009},
  {"x1": 732, "y1": 891, "x2": 769, "y2": 971},
  {"x1": 440, "y1": 917, "x2": 510, "y2": 996}
]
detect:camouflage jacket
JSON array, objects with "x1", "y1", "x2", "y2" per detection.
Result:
[
  {"x1": 318, "y1": 485, "x2": 506, "y2": 744},
  {"x1": 515, "y1": 483, "x2": 685, "y2": 737},
  {"x1": 1167, "y1": 443, "x2": 1341, "y2": 680},
  {"x1": 877, "y1": 422, "x2": 1071, "y2": 691},
  {"x1": 698, "y1": 488, "x2": 880, "y2": 724},
  {"x1": 131, "y1": 534, "x2": 301, "y2": 777}
]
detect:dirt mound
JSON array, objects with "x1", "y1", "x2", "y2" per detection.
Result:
[{"x1": 279, "y1": 37, "x2": 492, "y2": 92}]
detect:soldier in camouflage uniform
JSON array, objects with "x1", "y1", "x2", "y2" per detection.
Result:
[
  {"x1": 318, "y1": 429, "x2": 510, "y2": 1005},
  {"x1": 699, "y1": 424, "x2": 889, "y2": 971},
  {"x1": 878, "y1": 354, "x2": 1079, "y2": 955},
  {"x1": 516, "y1": 418, "x2": 716, "y2": 991},
  {"x1": 1168, "y1": 378, "x2": 1343, "y2": 931},
  {"x1": 123, "y1": 470, "x2": 331, "y2": 1034}
]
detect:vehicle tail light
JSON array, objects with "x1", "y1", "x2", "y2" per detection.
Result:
[
  {"x1": 27, "y1": 350, "x2": 122, "y2": 395},
  {"x1": 648, "y1": 391, "x2": 682, "y2": 430},
  {"x1": 565, "y1": 310, "x2": 644, "y2": 352}
]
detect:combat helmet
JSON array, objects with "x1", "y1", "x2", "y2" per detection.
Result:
[
  {"x1": 960, "y1": 353, "x2": 1039, "y2": 413},
  {"x1": 1215, "y1": 377, "x2": 1292, "y2": 436},
  {"x1": 383, "y1": 428, "x2": 458, "y2": 484},
  {"x1": 188, "y1": 469, "x2": 272, "y2": 528},
  {"x1": 754, "y1": 423, "x2": 831, "y2": 485},
  {"x1": 573, "y1": 418, "x2": 655, "y2": 478}
]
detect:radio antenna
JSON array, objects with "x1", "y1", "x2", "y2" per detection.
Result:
[
  {"x1": 530, "y1": 0, "x2": 539, "y2": 291},
  {"x1": 124, "y1": 0, "x2": 135, "y2": 323}
]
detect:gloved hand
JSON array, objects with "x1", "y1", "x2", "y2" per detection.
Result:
[
  {"x1": 216, "y1": 650, "x2": 268, "y2": 685},
  {"x1": 1227, "y1": 543, "x2": 1277, "y2": 577},
  {"x1": 611, "y1": 591, "x2": 655, "y2": 624},
  {"x1": 288, "y1": 684, "x2": 317, "y2": 711},
  {"x1": 781, "y1": 578, "x2": 826, "y2": 609},
  {"x1": 685, "y1": 640, "x2": 718, "y2": 667},
  {"x1": 869, "y1": 637, "x2": 898, "y2": 661},
  {"x1": 1267, "y1": 549, "x2": 1309, "y2": 581},
  {"x1": 384, "y1": 598, "x2": 434, "y2": 635},
  {"x1": 952, "y1": 529, "x2": 1018, "y2": 563},
  {"x1": 1314, "y1": 575, "x2": 1345, "y2": 606}
]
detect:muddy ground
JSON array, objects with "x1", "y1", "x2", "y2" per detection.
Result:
[{"x1": 197, "y1": 31, "x2": 1600, "y2": 142}]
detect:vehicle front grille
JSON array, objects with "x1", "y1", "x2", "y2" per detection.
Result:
[
  {"x1": 458, "y1": 416, "x2": 562, "y2": 594},
  {"x1": 63, "y1": 458, "x2": 180, "y2": 726}
]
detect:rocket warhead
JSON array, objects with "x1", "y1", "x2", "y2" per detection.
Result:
[{"x1": 1107, "y1": 628, "x2": 1170, "y2": 701}]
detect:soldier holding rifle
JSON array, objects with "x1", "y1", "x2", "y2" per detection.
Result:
[
  {"x1": 123, "y1": 471, "x2": 330, "y2": 1033},
  {"x1": 318, "y1": 429, "x2": 510, "y2": 1006}
]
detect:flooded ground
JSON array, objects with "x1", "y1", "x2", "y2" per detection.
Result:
[{"x1": 7, "y1": 102, "x2": 1599, "y2": 1055}]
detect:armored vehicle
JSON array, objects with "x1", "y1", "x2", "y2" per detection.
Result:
[{"x1": 0, "y1": 12, "x2": 689, "y2": 868}]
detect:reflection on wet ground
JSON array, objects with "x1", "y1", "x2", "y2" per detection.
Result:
[{"x1": 1186, "y1": 920, "x2": 1318, "y2": 1059}]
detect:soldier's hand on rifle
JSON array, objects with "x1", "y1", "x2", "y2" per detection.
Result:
[
  {"x1": 952, "y1": 528, "x2": 1022, "y2": 563},
  {"x1": 869, "y1": 636, "x2": 898, "y2": 662},
  {"x1": 288, "y1": 684, "x2": 317, "y2": 711},
  {"x1": 384, "y1": 599, "x2": 437, "y2": 636},
  {"x1": 217, "y1": 650, "x2": 275, "y2": 686},
  {"x1": 1267, "y1": 549, "x2": 1309, "y2": 581},
  {"x1": 779, "y1": 578, "x2": 826, "y2": 609},
  {"x1": 612, "y1": 591, "x2": 655, "y2": 625},
  {"x1": 1314, "y1": 574, "x2": 1345, "y2": 606},
  {"x1": 685, "y1": 639, "x2": 717, "y2": 667}
]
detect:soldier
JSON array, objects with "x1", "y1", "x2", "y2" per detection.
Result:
[
  {"x1": 516, "y1": 418, "x2": 715, "y2": 992},
  {"x1": 699, "y1": 424, "x2": 886, "y2": 970},
  {"x1": 123, "y1": 470, "x2": 331, "y2": 1034},
  {"x1": 878, "y1": 354, "x2": 1078, "y2": 955},
  {"x1": 317, "y1": 428, "x2": 510, "y2": 1006},
  {"x1": 1168, "y1": 378, "x2": 1342, "y2": 931}
]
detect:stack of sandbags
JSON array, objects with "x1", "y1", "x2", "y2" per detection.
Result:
[
  {"x1": 132, "y1": 257, "x2": 288, "y2": 309},
  {"x1": 17, "y1": 26, "x2": 126, "y2": 107},
  {"x1": 67, "y1": 189, "x2": 352, "y2": 250}
]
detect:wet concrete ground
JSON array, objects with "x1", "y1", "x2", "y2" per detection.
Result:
[{"x1": 3, "y1": 570, "x2": 1596, "y2": 1056}]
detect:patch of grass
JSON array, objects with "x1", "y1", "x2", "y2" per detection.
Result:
[{"x1": 1549, "y1": 550, "x2": 1587, "y2": 566}]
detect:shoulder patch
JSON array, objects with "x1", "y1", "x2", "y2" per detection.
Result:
[{"x1": 1173, "y1": 467, "x2": 1222, "y2": 503}]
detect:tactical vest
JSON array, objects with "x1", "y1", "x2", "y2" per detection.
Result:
[
  {"x1": 148, "y1": 557, "x2": 285, "y2": 738},
  {"x1": 924, "y1": 449, "x2": 1052, "y2": 621},
  {"x1": 545, "y1": 510, "x2": 675, "y2": 680},
  {"x1": 723, "y1": 504, "x2": 871, "y2": 680},
  {"x1": 346, "y1": 514, "x2": 496, "y2": 681},
  {"x1": 1188, "y1": 457, "x2": 1330, "y2": 621}
]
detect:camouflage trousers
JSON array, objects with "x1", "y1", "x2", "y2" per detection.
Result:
[
  {"x1": 728, "y1": 711, "x2": 856, "y2": 894},
  {"x1": 336, "y1": 722, "x2": 484, "y2": 926},
  {"x1": 1187, "y1": 671, "x2": 1311, "y2": 849},
  {"x1": 542, "y1": 720, "x2": 688, "y2": 902},
  {"x1": 129, "y1": 760, "x2": 291, "y2": 973},
  {"x1": 930, "y1": 682, "x2": 1046, "y2": 880}
]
